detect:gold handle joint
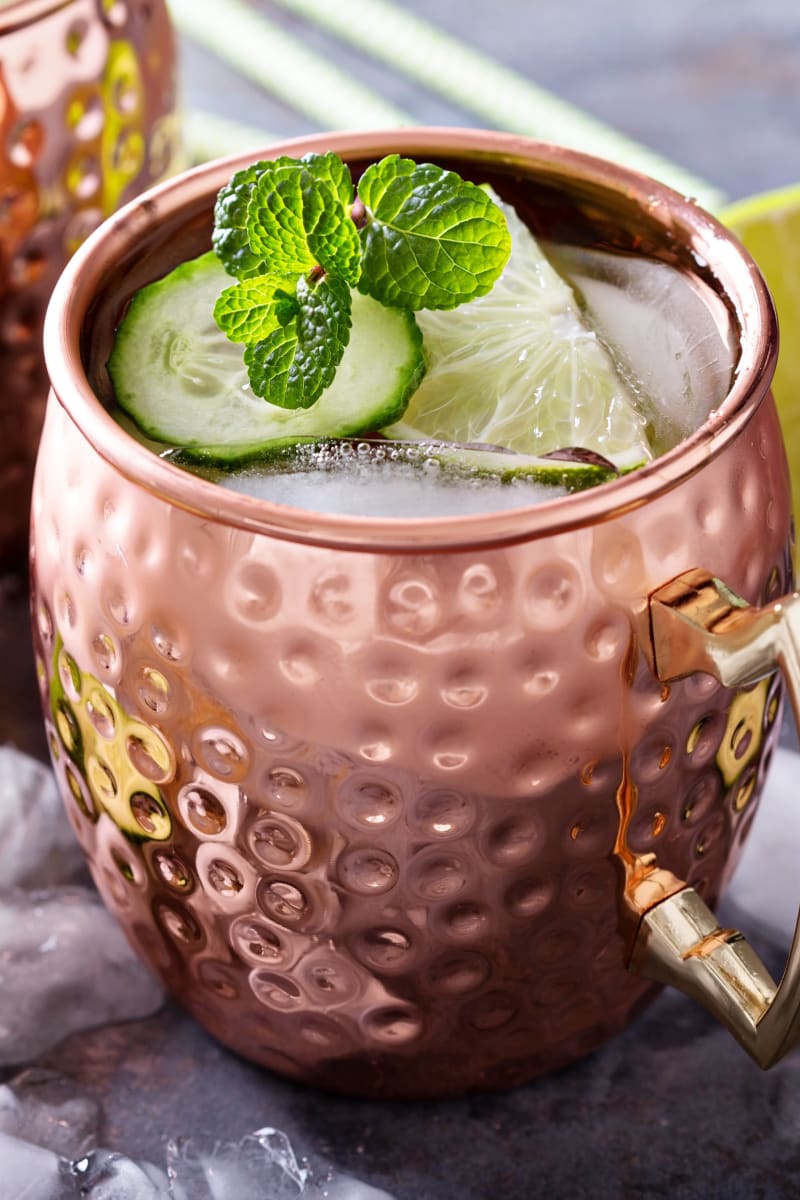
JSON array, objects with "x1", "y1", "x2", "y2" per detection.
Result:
[
  {"x1": 650, "y1": 567, "x2": 800, "y2": 690},
  {"x1": 635, "y1": 570, "x2": 800, "y2": 1068}
]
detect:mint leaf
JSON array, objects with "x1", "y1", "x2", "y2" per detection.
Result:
[
  {"x1": 244, "y1": 272, "x2": 352, "y2": 409},
  {"x1": 213, "y1": 161, "x2": 272, "y2": 279},
  {"x1": 214, "y1": 275, "x2": 299, "y2": 344},
  {"x1": 305, "y1": 191, "x2": 361, "y2": 287},
  {"x1": 356, "y1": 155, "x2": 511, "y2": 310},
  {"x1": 246, "y1": 161, "x2": 319, "y2": 276},
  {"x1": 300, "y1": 151, "x2": 354, "y2": 209},
  {"x1": 244, "y1": 158, "x2": 360, "y2": 286}
]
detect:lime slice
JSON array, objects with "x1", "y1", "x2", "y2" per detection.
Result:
[
  {"x1": 721, "y1": 184, "x2": 800, "y2": 520},
  {"x1": 384, "y1": 192, "x2": 652, "y2": 472}
]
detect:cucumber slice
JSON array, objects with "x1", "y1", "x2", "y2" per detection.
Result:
[
  {"x1": 108, "y1": 251, "x2": 425, "y2": 462},
  {"x1": 400, "y1": 440, "x2": 616, "y2": 490}
]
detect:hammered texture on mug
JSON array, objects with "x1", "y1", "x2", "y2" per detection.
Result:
[
  {"x1": 0, "y1": 0, "x2": 180, "y2": 562},
  {"x1": 30, "y1": 387, "x2": 791, "y2": 1097}
]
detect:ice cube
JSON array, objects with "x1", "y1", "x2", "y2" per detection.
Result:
[
  {"x1": 166, "y1": 1126, "x2": 307, "y2": 1199},
  {"x1": 0, "y1": 1069, "x2": 99, "y2": 1158},
  {"x1": 0, "y1": 746, "x2": 85, "y2": 891},
  {"x1": 0, "y1": 1137, "x2": 168, "y2": 1200},
  {"x1": 68, "y1": 1150, "x2": 169, "y2": 1199},
  {"x1": 0, "y1": 888, "x2": 164, "y2": 1066},
  {"x1": 0, "y1": 1121, "x2": 396, "y2": 1200},
  {"x1": 0, "y1": 1130, "x2": 72, "y2": 1200},
  {"x1": 167, "y1": 1126, "x2": 398, "y2": 1200},
  {"x1": 253, "y1": 1127, "x2": 309, "y2": 1190},
  {"x1": 544, "y1": 243, "x2": 737, "y2": 454}
]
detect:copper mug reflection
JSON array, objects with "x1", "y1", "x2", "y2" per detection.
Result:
[
  {"x1": 31, "y1": 130, "x2": 800, "y2": 1097},
  {"x1": 0, "y1": 0, "x2": 180, "y2": 563}
]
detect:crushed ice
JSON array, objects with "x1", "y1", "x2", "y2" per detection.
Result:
[
  {"x1": 0, "y1": 745, "x2": 85, "y2": 890},
  {"x1": 0, "y1": 744, "x2": 165, "y2": 1065},
  {"x1": 0, "y1": 745, "x2": 395, "y2": 1198},
  {"x1": 0, "y1": 1113, "x2": 396, "y2": 1199},
  {"x1": 212, "y1": 438, "x2": 567, "y2": 515},
  {"x1": 0, "y1": 887, "x2": 165, "y2": 1066}
]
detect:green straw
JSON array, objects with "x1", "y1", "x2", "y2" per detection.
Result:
[
  {"x1": 183, "y1": 110, "x2": 281, "y2": 164},
  {"x1": 268, "y1": 0, "x2": 726, "y2": 210},
  {"x1": 169, "y1": 0, "x2": 412, "y2": 131}
]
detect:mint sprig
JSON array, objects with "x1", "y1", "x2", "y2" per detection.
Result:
[
  {"x1": 213, "y1": 151, "x2": 511, "y2": 410},
  {"x1": 243, "y1": 273, "x2": 352, "y2": 410},
  {"x1": 356, "y1": 156, "x2": 511, "y2": 311}
]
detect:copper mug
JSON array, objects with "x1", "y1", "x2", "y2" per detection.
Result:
[
  {"x1": 30, "y1": 129, "x2": 800, "y2": 1097},
  {"x1": 0, "y1": 0, "x2": 180, "y2": 564}
]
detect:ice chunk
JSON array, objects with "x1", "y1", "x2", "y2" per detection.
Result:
[
  {"x1": 0, "y1": 1123, "x2": 396, "y2": 1200},
  {"x1": 0, "y1": 1130, "x2": 71, "y2": 1200},
  {"x1": 0, "y1": 746, "x2": 85, "y2": 891},
  {"x1": 167, "y1": 1126, "x2": 399, "y2": 1200},
  {"x1": 167, "y1": 1126, "x2": 307, "y2": 1199},
  {"x1": 0, "y1": 888, "x2": 164, "y2": 1065},
  {"x1": 544, "y1": 242, "x2": 737, "y2": 454},
  {"x1": 310, "y1": 1175, "x2": 396, "y2": 1199},
  {"x1": 68, "y1": 1150, "x2": 169, "y2": 1199},
  {"x1": 0, "y1": 1136, "x2": 169, "y2": 1200},
  {"x1": 0, "y1": 1069, "x2": 99, "y2": 1158}
]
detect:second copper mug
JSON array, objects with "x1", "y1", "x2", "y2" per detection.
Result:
[
  {"x1": 31, "y1": 129, "x2": 800, "y2": 1097},
  {"x1": 0, "y1": 0, "x2": 180, "y2": 563}
]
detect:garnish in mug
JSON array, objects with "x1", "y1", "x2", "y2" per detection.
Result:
[{"x1": 212, "y1": 152, "x2": 511, "y2": 409}]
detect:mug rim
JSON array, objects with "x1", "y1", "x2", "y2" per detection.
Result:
[{"x1": 42, "y1": 127, "x2": 779, "y2": 552}]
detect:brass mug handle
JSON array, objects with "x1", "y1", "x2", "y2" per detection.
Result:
[{"x1": 631, "y1": 569, "x2": 800, "y2": 1069}]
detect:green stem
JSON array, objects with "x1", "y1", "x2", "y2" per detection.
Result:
[{"x1": 169, "y1": 0, "x2": 412, "y2": 131}]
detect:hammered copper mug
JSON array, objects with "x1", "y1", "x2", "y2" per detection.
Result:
[
  {"x1": 0, "y1": 0, "x2": 180, "y2": 564},
  {"x1": 30, "y1": 129, "x2": 800, "y2": 1098}
]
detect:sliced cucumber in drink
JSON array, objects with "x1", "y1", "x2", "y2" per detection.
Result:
[
  {"x1": 108, "y1": 251, "x2": 425, "y2": 462},
  {"x1": 378, "y1": 439, "x2": 616, "y2": 490}
]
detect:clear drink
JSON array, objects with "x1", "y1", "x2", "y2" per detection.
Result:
[{"x1": 187, "y1": 440, "x2": 570, "y2": 516}]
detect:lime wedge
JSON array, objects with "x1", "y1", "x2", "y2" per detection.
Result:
[
  {"x1": 721, "y1": 184, "x2": 800, "y2": 520},
  {"x1": 384, "y1": 191, "x2": 652, "y2": 472}
]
